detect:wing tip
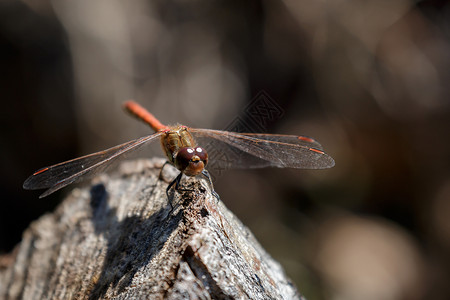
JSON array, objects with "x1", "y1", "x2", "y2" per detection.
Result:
[
  {"x1": 326, "y1": 157, "x2": 336, "y2": 168},
  {"x1": 314, "y1": 152, "x2": 335, "y2": 169},
  {"x1": 39, "y1": 187, "x2": 57, "y2": 198},
  {"x1": 23, "y1": 177, "x2": 33, "y2": 190}
]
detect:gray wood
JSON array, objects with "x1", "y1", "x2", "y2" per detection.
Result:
[{"x1": 0, "y1": 158, "x2": 304, "y2": 300}]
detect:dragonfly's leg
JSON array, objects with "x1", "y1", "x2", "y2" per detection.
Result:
[
  {"x1": 175, "y1": 174, "x2": 195, "y2": 194},
  {"x1": 166, "y1": 172, "x2": 182, "y2": 211},
  {"x1": 201, "y1": 170, "x2": 220, "y2": 202}
]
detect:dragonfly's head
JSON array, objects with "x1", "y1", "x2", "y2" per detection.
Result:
[{"x1": 175, "y1": 147, "x2": 208, "y2": 176}]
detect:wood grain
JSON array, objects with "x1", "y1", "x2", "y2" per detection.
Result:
[{"x1": 0, "y1": 158, "x2": 303, "y2": 299}]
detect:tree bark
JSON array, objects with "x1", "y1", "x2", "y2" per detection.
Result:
[{"x1": 0, "y1": 158, "x2": 304, "y2": 300}]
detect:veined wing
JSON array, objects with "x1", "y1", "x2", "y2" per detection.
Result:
[
  {"x1": 239, "y1": 133, "x2": 325, "y2": 150},
  {"x1": 190, "y1": 128, "x2": 335, "y2": 171},
  {"x1": 23, "y1": 132, "x2": 163, "y2": 198}
]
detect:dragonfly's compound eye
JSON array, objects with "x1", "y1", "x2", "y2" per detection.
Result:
[
  {"x1": 175, "y1": 147, "x2": 194, "y2": 170},
  {"x1": 194, "y1": 147, "x2": 208, "y2": 166},
  {"x1": 175, "y1": 147, "x2": 208, "y2": 176}
]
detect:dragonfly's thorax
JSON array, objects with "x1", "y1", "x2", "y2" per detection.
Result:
[
  {"x1": 161, "y1": 126, "x2": 208, "y2": 176},
  {"x1": 161, "y1": 126, "x2": 196, "y2": 162}
]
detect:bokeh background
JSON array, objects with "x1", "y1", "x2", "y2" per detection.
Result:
[{"x1": 1, "y1": 0, "x2": 450, "y2": 299}]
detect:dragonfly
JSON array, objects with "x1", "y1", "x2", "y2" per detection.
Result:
[{"x1": 23, "y1": 100, "x2": 335, "y2": 200}]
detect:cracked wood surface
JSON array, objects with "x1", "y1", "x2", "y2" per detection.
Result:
[{"x1": 0, "y1": 158, "x2": 303, "y2": 299}]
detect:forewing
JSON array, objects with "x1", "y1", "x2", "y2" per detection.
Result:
[
  {"x1": 240, "y1": 133, "x2": 325, "y2": 150},
  {"x1": 23, "y1": 133, "x2": 163, "y2": 197},
  {"x1": 191, "y1": 128, "x2": 335, "y2": 172}
]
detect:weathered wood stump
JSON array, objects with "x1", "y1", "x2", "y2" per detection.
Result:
[{"x1": 0, "y1": 158, "x2": 303, "y2": 299}]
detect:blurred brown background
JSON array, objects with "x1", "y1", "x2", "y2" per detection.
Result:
[{"x1": 1, "y1": 0, "x2": 450, "y2": 299}]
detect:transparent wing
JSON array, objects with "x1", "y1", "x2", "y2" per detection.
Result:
[
  {"x1": 190, "y1": 128, "x2": 335, "y2": 173},
  {"x1": 238, "y1": 133, "x2": 325, "y2": 150},
  {"x1": 23, "y1": 132, "x2": 163, "y2": 198}
]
